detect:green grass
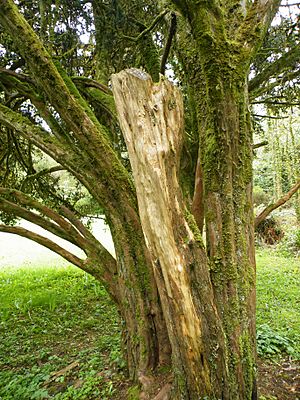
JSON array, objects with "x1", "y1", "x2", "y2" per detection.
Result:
[
  {"x1": 0, "y1": 249, "x2": 299, "y2": 399},
  {"x1": 0, "y1": 264, "x2": 123, "y2": 400},
  {"x1": 256, "y1": 249, "x2": 300, "y2": 359}
]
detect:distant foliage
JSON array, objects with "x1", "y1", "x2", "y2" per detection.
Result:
[{"x1": 253, "y1": 186, "x2": 270, "y2": 207}]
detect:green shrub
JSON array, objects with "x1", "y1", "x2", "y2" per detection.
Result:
[
  {"x1": 276, "y1": 228, "x2": 300, "y2": 257},
  {"x1": 257, "y1": 324, "x2": 295, "y2": 358}
]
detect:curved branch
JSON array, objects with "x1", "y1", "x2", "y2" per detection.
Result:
[
  {"x1": 0, "y1": 0, "x2": 122, "y2": 167},
  {"x1": 72, "y1": 76, "x2": 111, "y2": 94},
  {"x1": 59, "y1": 205, "x2": 99, "y2": 243},
  {"x1": 0, "y1": 67, "x2": 34, "y2": 84},
  {"x1": 0, "y1": 187, "x2": 88, "y2": 243},
  {"x1": 249, "y1": 46, "x2": 300, "y2": 93},
  {"x1": 255, "y1": 180, "x2": 300, "y2": 228},
  {"x1": 0, "y1": 189, "x2": 118, "y2": 296},
  {"x1": 0, "y1": 196, "x2": 81, "y2": 247},
  {"x1": 0, "y1": 224, "x2": 85, "y2": 268},
  {"x1": 0, "y1": 0, "x2": 140, "y2": 224},
  {"x1": 21, "y1": 166, "x2": 65, "y2": 188}
]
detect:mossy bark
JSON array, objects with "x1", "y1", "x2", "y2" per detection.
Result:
[{"x1": 165, "y1": 2, "x2": 262, "y2": 398}]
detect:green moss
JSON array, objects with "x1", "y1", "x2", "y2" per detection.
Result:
[
  {"x1": 239, "y1": 332, "x2": 256, "y2": 398},
  {"x1": 184, "y1": 209, "x2": 205, "y2": 247},
  {"x1": 127, "y1": 385, "x2": 140, "y2": 400}
]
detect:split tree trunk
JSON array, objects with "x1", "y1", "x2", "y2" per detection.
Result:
[{"x1": 112, "y1": 69, "x2": 227, "y2": 398}]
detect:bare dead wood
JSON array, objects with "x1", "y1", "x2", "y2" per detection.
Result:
[
  {"x1": 191, "y1": 154, "x2": 204, "y2": 233},
  {"x1": 255, "y1": 180, "x2": 300, "y2": 228},
  {"x1": 44, "y1": 361, "x2": 80, "y2": 385}
]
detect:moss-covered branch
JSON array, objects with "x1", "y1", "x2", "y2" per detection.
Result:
[
  {"x1": 237, "y1": 0, "x2": 282, "y2": 55},
  {"x1": 0, "y1": 223, "x2": 85, "y2": 268},
  {"x1": 0, "y1": 0, "x2": 134, "y2": 204},
  {"x1": 71, "y1": 76, "x2": 111, "y2": 94},
  {"x1": 0, "y1": 187, "x2": 118, "y2": 296},
  {"x1": 255, "y1": 180, "x2": 300, "y2": 228}
]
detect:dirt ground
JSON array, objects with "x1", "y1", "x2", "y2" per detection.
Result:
[
  {"x1": 111, "y1": 357, "x2": 300, "y2": 399},
  {"x1": 258, "y1": 358, "x2": 300, "y2": 399}
]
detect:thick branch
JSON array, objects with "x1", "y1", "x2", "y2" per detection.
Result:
[
  {"x1": 238, "y1": 0, "x2": 282, "y2": 52},
  {"x1": 0, "y1": 224, "x2": 84, "y2": 268},
  {"x1": 0, "y1": 187, "x2": 90, "y2": 246},
  {"x1": 0, "y1": 188, "x2": 118, "y2": 295},
  {"x1": 0, "y1": 0, "x2": 130, "y2": 187},
  {"x1": 255, "y1": 180, "x2": 300, "y2": 228},
  {"x1": 0, "y1": 67, "x2": 33, "y2": 84},
  {"x1": 59, "y1": 205, "x2": 98, "y2": 244},
  {"x1": 0, "y1": 0, "x2": 139, "y2": 221},
  {"x1": 249, "y1": 46, "x2": 300, "y2": 93}
]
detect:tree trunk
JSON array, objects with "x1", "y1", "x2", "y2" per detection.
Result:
[
  {"x1": 112, "y1": 69, "x2": 256, "y2": 399},
  {"x1": 107, "y1": 213, "x2": 172, "y2": 380},
  {"x1": 175, "y1": 7, "x2": 258, "y2": 395}
]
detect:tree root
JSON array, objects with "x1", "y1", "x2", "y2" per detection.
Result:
[{"x1": 138, "y1": 373, "x2": 172, "y2": 400}]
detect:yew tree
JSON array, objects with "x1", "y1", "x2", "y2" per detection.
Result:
[{"x1": 0, "y1": 1, "x2": 299, "y2": 399}]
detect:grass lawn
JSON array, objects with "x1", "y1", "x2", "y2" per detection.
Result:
[
  {"x1": 0, "y1": 263, "x2": 123, "y2": 399},
  {"x1": 256, "y1": 249, "x2": 300, "y2": 359},
  {"x1": 0, "y1": 250, "x2": 299, "y2": 399}
]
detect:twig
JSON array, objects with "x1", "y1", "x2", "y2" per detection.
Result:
[
  {"x1": 253, "y1": 140, "x2": 268, "y2": 149},
  {"x1": 253, "y1": 114, "x2": 289, "y2": 119}
]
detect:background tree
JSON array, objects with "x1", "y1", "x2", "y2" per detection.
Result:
[{"x1": 0, "y1": 1, "x2": 299, "y2": 399}]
